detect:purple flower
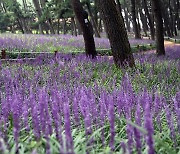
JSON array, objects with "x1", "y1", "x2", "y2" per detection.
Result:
[
  {"x1": 174, "y1": 92, "x2": 180, "y2": 133},
  {"x1": 120, "y1": 142, "x2": 127, "y2": 153},
  {"x1": 165, "y1": 105, "x2": 176, "y2": 146},
  {"x1": 134, "y1": 103, "x2": 142, "y2": 154},
  {"x1": 108, "y1": 96, "x2": 115, "y2": 151},
  {"x1": 63, "y1": 100, "x2": 74, "y2": 154},
  {"x1": 125, "y1": 108, "x2": 133, "y2": 154},
  {"x1": 144, "y1": 102, "x2": 155, "y2": 154}
]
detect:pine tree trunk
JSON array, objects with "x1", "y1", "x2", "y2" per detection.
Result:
[
  {"x1": 173, "y1": 0, "x2": 179, "y2": 33},
  {"x1": 75, "y1": 17, "x2": 82, "y2": 35},
  {"x1": 116, "y1": 0, "x2": 122, "y2": 14},
  {"x1": 57, "y1": 18, "x2": 60, "y2": 34},
  {"x1": 86, "y1": 2, "x2": 101, "y2": 38},
  {"x1": 161, "y1": 1, "x2": 173, "y2": 37},
  {"x1": 71, "y1": 17, "x2": 77, "y2": 36},
  {"x1": 138, "y1": 1, "x2": 148, "y2": 36},
  {"x1": 22, "y1": 0, "x2": 32, "y2": 33},
  {"x1": 131, "y1": 0, "x2": 141, "y2": 39},
  {"x1": 122, "y1": 0, "x2": 131, "y2": 32},
  {"x1": 72, "y1": 0, "x2": 97, "y2": 58},
  {"x1": 176, "y1": 0, "x2": 180, "y2": 30},
  {"x1": 63, "y1": 18, "x2": 67, "y2": 35},
  {"x1": 94, "y1": 0, "x2": 98, "y2": 25},
  {"x1": 151, "y1": 0, "x2": 165, "y2": 55},
  {"x1": 142, "y1": 0, "x2": 155, "y2": 40},
  {"x1": 40, "y1": 0, "x2": 55, "y2": 34},
  {"x1": 32, "y1": 0, "x2": 44, "y2": 34},
  {"x1": 97, "y1": 0, "x2": 135, "y2": 68}
]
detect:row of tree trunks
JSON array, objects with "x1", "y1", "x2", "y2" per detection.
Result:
[
  {"x1": 32, "y1": 0, "x2": 44, "y2": 34},
  {"x1": 131, "y1": 0, "x2": 141, "y2": 39},
  {"x1": 122, "y1": 0, "x2": 131, "y2": 32},
  {"x1": 40, "y1": 0, "x2": 55, "y2": 34},
  {"x1": 138, "y1": 2, "x2": 148, "y2": 36},
  {"x1": 142, "y1": 0, "x2": 155, "y2": 40},
  {"x1": 151, "y1": 0, "x2": 165, "y2": 55},
  {"x1": 161, "y1": 1, "x2": 173, "y2": 37},
  {"x1": 71, "y1": 17, "x2": 77, "y2": 36},
  {"x1": 85, "y1": 2, "x2": 101, "y2": 38}
]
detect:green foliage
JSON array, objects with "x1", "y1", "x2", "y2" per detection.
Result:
[{"x1": 0, "y1": 12, "x2": 12, "y2": 32}]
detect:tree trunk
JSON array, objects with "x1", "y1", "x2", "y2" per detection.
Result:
[
  {"x1": 32, "y1": 0, "x2": 44, "y2": 34},
  {"x1": 172, "y1": 0, "x2": 179, "y2": 36},
  {"x1": 142, "y1": 0, "x2": 155, "y2": 40},
  {"x1": 161, "y1": 1, "x2": 173, "y2": 37},
  {"x1": 137, "y1": 1, "x2": 148, "y2": 37},
  {"x1": 97, "y1": 0, "x2": 135, "y2": 68},
  {"x1": 131, "y1": 0, "x2": 141, "y2": 39},
  {"x1": 71, "y1": 17, "x2": 77, "y2": 36},
  {"x1": 176, "y1": 0, "x2": 180, "y2": 30},
  {"x1": 173, "y1": 0, "x2": 179, "y2": 32},
  {"x1": 116, "y1": 0, "x2": 122, "y2": 14},
  {"x1": 56, "y1": 18, "x2": 59, "y2": 34},
  {"x1": 122, "y1": 0, "x2": 131, "y2": 32},
  {"x1": 62, "y1": 18, "x2": 67, "y2": 35},
  {"x1": 75, "y1": 17, "x2": 82, "y2": 35},
  {"x1": 151, "y1": 0, "x2": 165, "y2": 55},
  {"x1": 94, "y1": 0, "x2": 98, "y2": 25},
  {"x1": 72, "y1": 0, "x2": 97, "y2": 58},
  {"x1": 98, "y1": 18, "x2": 103, "y2": 33},
  {"x1": 16, "y1": 19, "x2": 24, "y2": 33},
  {"x1": 40, "y1": 0, "x2": 55, "y2": 34},
  {"x1": 22, "y1": 0, "x2": 32, "y2": 33},
  {"x1": 86, "y1": 2, "x2": 101, "y2": 38}
]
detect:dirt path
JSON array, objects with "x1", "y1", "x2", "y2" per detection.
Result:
[
  {"x1": 139, "y1": 41, "x2": 180, "y2": 55},
  {"x1": 164, "y1": 40, "x2": 180, "y2": 47}
]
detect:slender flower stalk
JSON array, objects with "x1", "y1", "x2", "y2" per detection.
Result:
[
  {"x1": 165, "y1": 105, "x2": 176, "y2": 146},
  {"x1": 63, "y1": 100, "x2": 74, "y2": 154},
  {"x1": 108, "y1": 96, "x2": 115, "y2": 151},
  {"x1": 134, "y1": 103, "x2": 142, "y2": 154},
  {"x1": 144, "y1": 102, "x2": 155, "y2": 154}
]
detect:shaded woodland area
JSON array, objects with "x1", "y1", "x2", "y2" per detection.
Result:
[{"x1": 0, "y1": 0, "x2": 179, "y2": 66}]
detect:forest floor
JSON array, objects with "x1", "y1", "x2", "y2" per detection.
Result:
[
  {"x1": 164, "y1": 40, "x2": 180, "y2": 46},
  {"x1": 138, "y1": 40, "x2": 180, "y2": 55}
]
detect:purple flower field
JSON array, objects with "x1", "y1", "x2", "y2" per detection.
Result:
[
  {"x1": 0, "y1": 34, "x2": 155, "y2": 53},
  {"x1": 0, "y1": 44, "x2": 179, "y2": 153}
]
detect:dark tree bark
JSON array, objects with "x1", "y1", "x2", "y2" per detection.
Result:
[
  {"x1": 122, "y1": 0, "x2": 131, "y2": 32},
  {"x1": 57, "y1": 18, "x2": 60, "y2": 34},
  {"x1": 75, "y1": 17, "x2": 82, "y2": 35},
  {"x1": 161, "y1": 1, "x2": 173, "y2": 37},
  {"x1": 142, "y1": 0, "x2": 155, "y2": 40},
  {"x1": 85, "y1": 2, "x2": 101, "y2": 38},
  {"x1": 176, "y1": 0, "x2": 180, "y2": 30},
  {"x1": 168, "y1": 0, "x2": 176, "y2": 36},
  {"x1": 131, "y1": 0, "x2": 141, "y2": 39},
  {"x1": 97, "y1": 0, "x2": 135, "y2": 68},
  {"x1": 71, "y1": 17, "x2": 77, "y2": 36},
  {"x1": 98, "y1": 18, "x2": 103, "y2": 33},
  {"x1": 116, "y1": 0, "x2": 122, "y2": 14},
  {"x1": 72, "y1": 0, "x2": 97, "y2": 58},
  {"x1": 32, "y1": 0, "x2": 44, "y2": 34},
  {"x1": 40, "y1": 0, "x2": 55, "y2": 34},
  {"x1": 138, "y1": 1, "x2": 148, "y2": 36},
  {"x1": 94, "y1": 0, "x2": 98, "y2": 25},
  {"x1": 22, "y1": 0, "x2": 32, "y2": 33},
  {"x1": 62, "y1": 18, "x2": 67, "y2": 35},
  {"x1": 173, "y1": 0, "x2": 179, "y2": 32},
  {"x1": 151, "y1": 0, "x2": 165, "y2": 55}
]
